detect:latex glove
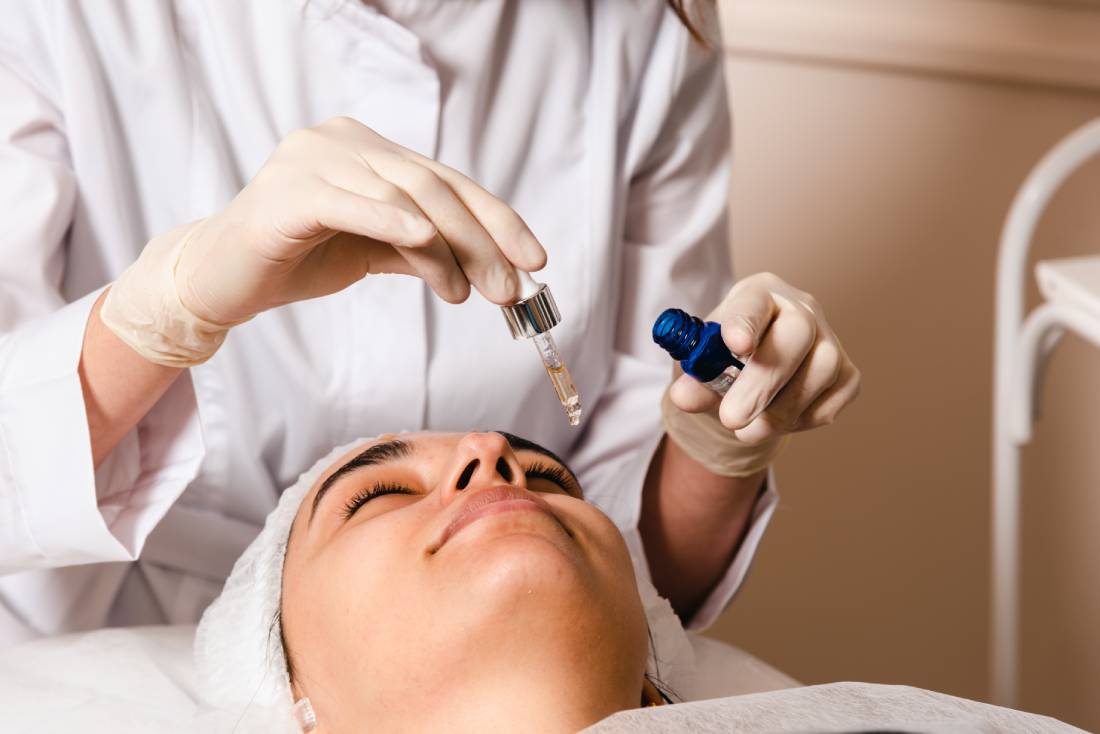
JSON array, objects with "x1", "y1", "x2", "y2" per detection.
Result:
[
  {"x1": 101, "y1": 117, "x2": 546, "y2": 366},
  {"x1": 664, "y1": 272, "x2": 861, "y2": 476}
]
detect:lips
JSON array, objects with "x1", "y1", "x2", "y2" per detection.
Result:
[{"x1": 429, "y1": 485, "x2": 562, "y2": 553}]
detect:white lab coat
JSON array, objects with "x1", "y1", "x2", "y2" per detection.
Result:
[{"x1": 0, "y1": 0, "x2": 777, "y2": 645}]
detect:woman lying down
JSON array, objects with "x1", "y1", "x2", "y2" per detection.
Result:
[
  {"x1": 196, "y1": 430, "x2": 705, "y2": 732},
  {"x1": 194, "y1": 431, "x2": 1080, "y2": 734}
]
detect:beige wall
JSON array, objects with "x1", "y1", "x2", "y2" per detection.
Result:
[{"x1": 706, "y1": 1, "x2": 1100, "y2": 730}]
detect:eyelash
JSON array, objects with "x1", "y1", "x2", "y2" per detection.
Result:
[
  {"x1": 341, "y1": 482, "x2": 416, "y2": 519},
  {"x1": 340, "y1": 463, "x2": 577, "y2": 520},
  {"x1": 523, "y1": 461, "x2": 577, "y2": 495}
]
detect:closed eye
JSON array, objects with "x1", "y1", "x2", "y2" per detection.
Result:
[
  {"x1": 340, "y1": 462, "x2": 581, "y2": 521},
  {"x1": 524, "y1": 461, "x2": 582, "y2": 498},
  {"x1": 342, "y1": 482, "x2": 417, "y2": 520}
]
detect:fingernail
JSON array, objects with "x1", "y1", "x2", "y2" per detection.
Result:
[
  {"x1": 403, "y1": 214, "x2": 435, "y2": 244},
  {"x1": 733, "y1": 318, "x2": 757, "y2": 351},
  {"x1": 500, "y1": 267, "x2": 519, "y2": 302},
  {"x1": 448, "y1": 272, "x2": 471, "y2": 303},
  {"x1": 524, "y1": 234, "x2": 547, "y2": 269},
  {"x1": 719, "y1": 401, "x2": 746, "y2": 429}
]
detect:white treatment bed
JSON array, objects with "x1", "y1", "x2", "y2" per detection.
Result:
[
  {"x1": 0, "y1": 625, "x2": 794, "y2": 732},
  {"x1": 0, "y1": 626, "x2": 1079, "y2": 733}
]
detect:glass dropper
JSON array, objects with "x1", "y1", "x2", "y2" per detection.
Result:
[
  {"x1": 532, "y1": 330, "x2": 582, "y2": 426},
  {"x1": 500, "y1": 270, "x2": 583, "y2": 427}
]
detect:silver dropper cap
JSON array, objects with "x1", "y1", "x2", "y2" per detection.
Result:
[{"x1": 500, "y1": 282, "x2": 561, "y2": 339}]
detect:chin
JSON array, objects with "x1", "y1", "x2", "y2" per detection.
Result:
[
  {"x1": 461, "y1": 530, "x2": 593, "y2": 607},
  {"x1": 453, "y1": 532, "x2": 638, "y2": 672},
  {"x1": 424, "y1": 529, "x2": 634, "y2": 676}
]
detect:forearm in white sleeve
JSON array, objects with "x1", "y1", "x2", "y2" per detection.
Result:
[
  {"x1": 0, "y1": 54, "x2": 205, "y2": 574},
  {"x1": 0, "y1": 291, "x2": 206, "y2": 573},
  {"x1": 570, "y1": 11, "x2": 778, "y2": 629}
]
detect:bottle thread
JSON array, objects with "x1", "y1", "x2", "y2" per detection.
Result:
[{"x1": 652, "y1": 308, "x2": 745, "y2": 395}]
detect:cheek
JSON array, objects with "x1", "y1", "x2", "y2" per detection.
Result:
[
  {"x1": 282, "y1": 520, "x2": 431, "y2": 684},
  {"x1": 570, "y1": 506, "x2": 636, "y2": 580},
  {"x1": 575, "y1": 508, "x2": 650, "y2": 632}
]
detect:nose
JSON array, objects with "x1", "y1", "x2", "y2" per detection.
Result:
[{"x1": 439, "y1": 432, "x2": 526, "y2": 507}]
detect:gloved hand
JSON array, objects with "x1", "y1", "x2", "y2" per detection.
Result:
[
  {"x1": 101, "y1": 116, "x2": 547, "y2": 367},
  {"x1": 663, "y1": 272, "x2": 861, "y2": 477}
]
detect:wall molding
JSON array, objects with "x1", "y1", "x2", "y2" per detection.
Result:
[{"x1": 721, "y1": 0, "x2": 1100, "y2": 93}]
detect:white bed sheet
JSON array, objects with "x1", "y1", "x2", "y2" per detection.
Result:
[
  {"x1": 0, "y1": 625, "x2": 238, "y2": 732},
  {"x1": 2, "y1": 626, "x2": 1080, "y2": 732},
  {"x1": 586, "y1": 683, "x2": 1086, "y2": 733},
  {"x1": 0, "y1": 625, "x2": 797, "y2": 732}
]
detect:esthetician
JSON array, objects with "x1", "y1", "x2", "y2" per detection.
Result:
[{"x1": 0, "y1": 1, "x2": 860, "y2": 641}]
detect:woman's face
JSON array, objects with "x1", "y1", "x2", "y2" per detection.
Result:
[{"x1": 281, "y1": 431, "x2": 649, "y2": 730}]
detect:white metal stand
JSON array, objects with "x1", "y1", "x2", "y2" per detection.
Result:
[{"x1": 993, "y1": 118, "x2": 1100, "y2": 706}]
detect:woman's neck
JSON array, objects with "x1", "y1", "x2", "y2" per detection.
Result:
[
  {"x1": 331, "y1": 656, "x2": 643, "y2": 734},
  {"x1": 441, "y1": 671, "x2": 638, "y2": 734}
]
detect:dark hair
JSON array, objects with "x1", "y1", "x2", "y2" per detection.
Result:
[
  {"x1": 666, "y1": 0, "x2": 714, "y2": 45},
  {"x1": 644, "y1": 623, "x2": 681, "y2": 704}
]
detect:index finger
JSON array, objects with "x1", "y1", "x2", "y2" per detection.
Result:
[
  {"x1": 708, "y1": 285, "x2": 778, "y2": 358},
  {"x1": 406, "y1": 153, "x2": 547, "y2": 273}
]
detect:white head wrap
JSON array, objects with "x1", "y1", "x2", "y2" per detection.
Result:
[{"x1": 194, "y1": 436, "x2": 695, "y2": 731}]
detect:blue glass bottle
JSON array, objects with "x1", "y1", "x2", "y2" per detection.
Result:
[{"x1": 652, "y1": 308, "x2": 745, "y2": 396}]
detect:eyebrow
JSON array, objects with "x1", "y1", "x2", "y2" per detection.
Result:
[
  {"x1": 310, "y1": 439, "x2": 413, "y2": 523},
  {"x1": 308, "y1": 432, "x2": 581, "y2": 523}
]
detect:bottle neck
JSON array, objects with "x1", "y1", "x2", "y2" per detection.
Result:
[{"x1": 652, "y1": 309, "x2": 704, "y2": 360}]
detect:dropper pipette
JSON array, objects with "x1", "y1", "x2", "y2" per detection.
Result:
[{"x1": 500, "y1": 271, "x2": 583, "y2": 427}]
